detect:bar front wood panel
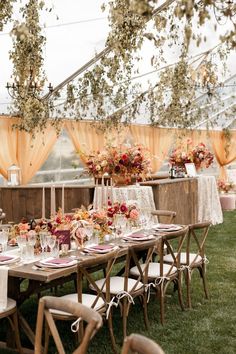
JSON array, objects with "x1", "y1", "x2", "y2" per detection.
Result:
[
  {"x1": 141, "y1": 178, "x2": 198, "y2": 224},
  {"x1": 0, "y1": 186, "x2": 94, "y2": 223}
]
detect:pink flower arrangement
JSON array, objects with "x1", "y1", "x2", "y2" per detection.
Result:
[
  {"x1": 169, "y1": 139, "x2": 214, "y2": 170},
  {"x1": 81, "y1": 144, "x2": 152, "y2": 182},
  {"x1": 217, "y1": 179, "x2": 234, "y2": 193},
  {"x1": 107, "y1": 201, "x2": 139, "y2": 221}
]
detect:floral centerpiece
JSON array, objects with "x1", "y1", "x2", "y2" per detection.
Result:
[
  {"x1": 80, "y1": 143, "x2": 152, "y2": 184},
  {"x1": 106, "y1": 201, "x2": 139, "y2": 222},
  {"x1": 169, "y1": 139, "x2": 214, "y2": 171},
  {"x1": 217, "y1": 179, "x2": 234, "y2": 193}
]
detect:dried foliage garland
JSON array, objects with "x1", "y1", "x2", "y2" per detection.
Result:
[
  {"x1": 0, "y1": 0, "x2": 16, "y2": 31},
  {"x1": 57, "y1": 0, "x2": 236, "y2": 131},
  {"x1": 5, "y1": 0, "x2": 236, "y2": 134}
]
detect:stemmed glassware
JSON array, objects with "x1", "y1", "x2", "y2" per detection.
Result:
[
  {"x1": 27, "y1": 231, "x2": 37, "y2": 261},
  {"x1": 39, "y1": 231, "x2": 48, "y2": 259},
  {"x1": 0, "y1": 230, "x2": 9, "y2": 253},
  {"x1": 16, "y1": 232, "x2": 27, "y2": 260},
  {"x1": 114, "y1": 214, "x2": 127, "y2": 237},
  {"x1": 46, "y1": 235, "x2": 56, "y2": 256},
  {"x1": 84, "y1": 225, "x2": 94, "y2": 246}
]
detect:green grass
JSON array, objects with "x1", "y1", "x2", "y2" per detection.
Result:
[{"x1": 1, "y1": 211, "x2": 236, "y2": 353}]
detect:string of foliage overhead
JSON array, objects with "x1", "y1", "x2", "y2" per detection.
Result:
[{"x1": 2, "y1": 0, "x2": 236, "y2": 134}]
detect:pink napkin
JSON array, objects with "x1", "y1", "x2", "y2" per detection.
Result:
[
  {"x1": 89, "y1": 245, "x2": 113, "y2": 251},
  {"x1": 45, "y1": 258, "x2": 73, "y2": 265},
  {"x1": 0, "y1": 255, "x2": 13, "y2": 262},
  {"x1": 128, "y1": 233, "x2": 146, "y2": 238},
  {"x1": 156, "y1": 224, "x2": 175, "y2": 229}
]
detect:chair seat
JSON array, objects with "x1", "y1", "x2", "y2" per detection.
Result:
[
  {"x1": 163, "y1": 252, "x2": 202, "y2": 265},
  {"x1": 90, "y1": 276, "x2": 143, "y2": 294},
  {"x1": 130, "y1": 262, "x2": 177, "y2": 279},
  {"x1": 0, "y1": 298, "x2": 16, "y2": 315},
  {"x1": 49, "y1": 293, "x2": 105, "y2": 316}
]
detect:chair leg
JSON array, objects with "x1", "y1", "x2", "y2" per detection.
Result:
[
  {"x1": 201, "y1": 265, "x2": 209, "y2": 300},
  {"x1": 177, "y1": 274, "x2": 185, "y2": 311},
  {"x1": 43, "y1": 320, "x2": 50, "y2": 354},
  {"x1": 157, "y1": 286, "x2": 165, "y2": 325},
  {"x1": 142, "y1": 294, "x2": 149, "y2": 330},
  {"x1": 186, "y1": 269, "x2": 192, "y2": 308},
  {"x1": 12, "y1": 311, "x2": 23, "y2": 354},
  {"x1": 122, "y1": 298, "x2": 128, "y2": 338},
  {"x1": 107, "y1": 311, "x2": 118, "y2": 354}
]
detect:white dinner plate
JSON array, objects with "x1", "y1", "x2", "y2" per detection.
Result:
[
  {"x1": 153, "y1": 224, "x2": 183, "y2": 232},
  {"x1": 123, "y1": 234, "x2": 155, "y2": 242},
  {"x1": 39, "y1": 257, "x2": 77, "y2": 268},
  {"x1": 83, "y1": 245, "x2": 118, "y2": 254},
  {"x1": 0, "y1": 255, "x2": 20, "y2": 265}
]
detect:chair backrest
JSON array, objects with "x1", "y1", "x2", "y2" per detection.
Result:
[
  {"x1": 187, "y1": 221, "x2": 211, "y2": 266},
  {"x1": 159, "y1": 226, "x2": 189, "y2": 276},
  {"x1": 34, "y1": 296, "x2": 103, "y2": 354},
  {"x1": 77, "y1": 248, "x2": 122, "y2": 307},
  {"x1": 125, "y1": 239, "x2": 157, "y2": 293},
  {"x1": 151, "y1": 210, "x2": 176, "y2": 224},
  {"x1": 121, "y1": 333, "x2": 165, "y2": 354}
]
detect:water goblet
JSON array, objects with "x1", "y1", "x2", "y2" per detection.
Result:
[
  {"x1": 0, "y1": 230, "x2": 8, "y2": 253},
  {"x1": 16, "y1": 233, "x2": 27, "y2": 260},
  {"x1": 39, "y1": 231, "x2": 48, "y2": 259},
  {"x1": 84, "y1": 225, "x2": 94, "y2": 246}
]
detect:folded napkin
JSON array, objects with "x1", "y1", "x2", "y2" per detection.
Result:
[
  {"x1": 155, "y1": 224, "x2": 176, "y2": 229},
  {"x1": 89, "y1": 245, "x2": 113, "y2": 251},
  {"x1": 45, "y1": 257, "x2": 73, "y2": 265},
  {"x1": 0, "y1": 255, "x2": 13, "y2": 262},
  {"x1": 0, "y1": 266, "x2": 8, "y2": 311},
  {"x1": 126, "y1": 233, "x2": 146, "y2": 239}
]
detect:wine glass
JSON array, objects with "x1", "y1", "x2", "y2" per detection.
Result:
[
  {"x1": 46, "y1": 235, "x2": 56, "y2": 256},
  {"x1": 27, "y1": 231, "x2": 37, "y2": 261},
  {"x1": 114, "y1": 214, "x2": 127, "y2": 237}
]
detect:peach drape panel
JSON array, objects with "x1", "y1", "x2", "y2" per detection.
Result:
[
  {"x1": 176, "y1": 129, "x2": 208, "y2": 146},
  {"x1": 0, "y1": 116, "x2": 60, "y2": 184},
  {"x1": 130, "y1": 125, "x2": 175, "y2": 172},
  {"x1": 0, "y1": 118, "x2": 18, "y2": 179},
  {"x1": 65, "y1": 120, "x2": 105, "y2": 164},
  {"x1": 18, "y1": 125, "x2": 60, "y2": 185},
  {"x1": 209, "y1": 130, "x2": 236, "y2": 180}
]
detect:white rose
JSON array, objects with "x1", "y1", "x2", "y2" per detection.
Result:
[{"x1": 96, "y1": 165, "x2": 101, "y2": 171}]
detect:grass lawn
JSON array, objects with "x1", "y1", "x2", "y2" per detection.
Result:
[{"x1": 1, "y1": 211, "x2": 236, "y2": 353}]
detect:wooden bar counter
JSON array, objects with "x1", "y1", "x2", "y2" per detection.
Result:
[
  {"x1": 141, "y1": 178, "x2": 198, "y2": 225},
  {"x1": 0, "y1": 185, "x2": 94, "y2": 222},
  {"x1": 0, "y1": 178, "x2": 198, "y2": 224}
]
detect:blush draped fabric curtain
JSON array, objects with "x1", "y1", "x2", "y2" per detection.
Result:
[
  {"x1": 130, "y1": 125, "x2": 175, "y2": 172},
  {"x1": 209, "y1": 130, "x2": 236, "y2": 180},
  {"x1": 0, "y1": 116, "x2": 60, "y2": 184},
  {"x1": 64, "y1": 120, "x2": 105, "y2": 164}
]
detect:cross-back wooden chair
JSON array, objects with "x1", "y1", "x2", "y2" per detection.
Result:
[
  {"x1": 90, "y1": 239, "x2": 157, "y2": 340},
  {"x1": 34, "y1": 296, "x2": 102, "y2": 354},
  {"x1": 130, "y1": 226, "x2": 189, "y2": 324},
  {"x1": 45, "y1": 249, "x2": 121, "y2": 353},
  {"x1": 0, "y1": 266, "x2": 23, "y2": 354},
  {"x1": 151, "y1": 210, "x2": 176, "y2": 224},
  {"x1": 121, "y1": 333, "x2": 165, "y2": 354},
  {"x1": 164, "y1": 221, "x2": 211, "y2": 308}
]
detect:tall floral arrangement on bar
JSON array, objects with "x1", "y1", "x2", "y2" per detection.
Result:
[
  {"x1": 81, "y1": 144, "x2": 152, "y2": 183},
  {"x1": 169, "y1": 139, "x2": 214, "y2": 170}
]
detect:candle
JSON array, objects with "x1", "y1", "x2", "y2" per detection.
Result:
[
  {"x1": 101, "y1": 176, "x2": 104, "y2": 208},
  {"x1": 42, "y1": 186, "x2": 45, "y2": 219},
  {"x1": 50, "y1": 183, "x2": 56, "y2": 217},
  {"x1": 106, "y1": 180, "x2": 109, "y2": 206},
  {"x1": 62, "y1": 184, "x2": 65, "y2": 215},
  {"x1": 94, "y1": 179, "x2": 98, "y2": 210},
  {"x1": 110, "y1": 178, "x2": 114, "y2": 206}
]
